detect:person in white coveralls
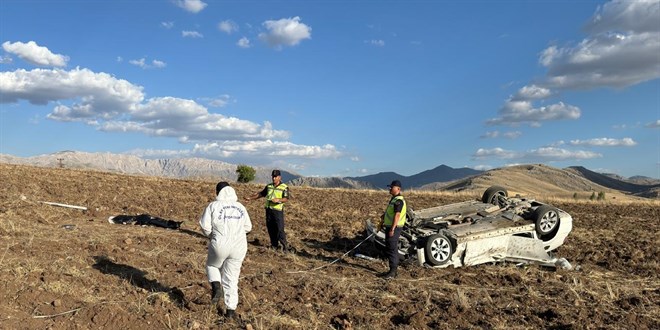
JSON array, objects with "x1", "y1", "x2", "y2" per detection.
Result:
[{"x1": 199, "y1": 181, "x2": 252, "y2": 319}]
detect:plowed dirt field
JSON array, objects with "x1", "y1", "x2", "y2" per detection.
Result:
[{"x1": 1, "y1": 163, "x2": 658, "y2": 329}]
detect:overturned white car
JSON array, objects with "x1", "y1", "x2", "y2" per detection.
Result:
[{"x1": 366, "y1": 186, "x2": 573, "y2": 269}]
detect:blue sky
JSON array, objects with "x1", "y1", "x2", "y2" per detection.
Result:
[{"x1": 1, "y1": 0, "x2": 659, "y2": 179}]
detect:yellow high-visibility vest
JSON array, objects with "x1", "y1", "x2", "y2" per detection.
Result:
[
  {"x1": 383, "y1": 195, "x2": 406, "y2": 226},
  {"x1": 266, "y1": 183, "x2": 288, "y2": 211}
]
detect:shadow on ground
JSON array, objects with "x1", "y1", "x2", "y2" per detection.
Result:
[{"x1": 92, "y1": 255, "x2": 188, "y2": 308}]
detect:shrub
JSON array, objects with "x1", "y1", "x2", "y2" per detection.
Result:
[{"x1": 236, "y1": 165, "x2": 256, "y2": 183}]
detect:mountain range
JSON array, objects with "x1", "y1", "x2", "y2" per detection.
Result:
[{"x1": 1, "y1": 151, "x2": 658, "y2": 199}]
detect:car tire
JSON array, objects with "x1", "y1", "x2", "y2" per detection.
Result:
[
  {"x1": 424, "y1": 233, "x2": 453, "y2": 266},
  {"x1": 533, "y1": 205, "x2": 560, "y2": 239},
  {"x1": 481, "y1": 186, "x2": 508, "y2": 206}
]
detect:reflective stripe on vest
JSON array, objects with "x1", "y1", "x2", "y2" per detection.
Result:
[
  {"x1": 383, "y1": 195, "x2": 406, "y2": 226},
  {"x1": 266, "y1": 183, "x2": 288, "y2": 211}
]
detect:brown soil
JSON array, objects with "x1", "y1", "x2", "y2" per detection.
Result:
[{"x1": 1, "y1": 163, "x2": 659, "y2": 329}]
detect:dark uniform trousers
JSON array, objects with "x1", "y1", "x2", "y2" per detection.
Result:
[
  {"x1": 384, "y1": 226, "x2": 403, "y2": 271},
  {"x1": 266, "y1": 208, "x2": 287, "y2": 249}
]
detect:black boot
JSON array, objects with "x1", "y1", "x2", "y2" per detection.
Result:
[
  {"x1": 225, "y1": 309, "x2": 236, "y2": 319},
  {"x1": 211, "y1": 281, "x2": 221, "y2": 304},
  {"x1": 382, "y1": 269, "x2": 397, "y2": 279}
]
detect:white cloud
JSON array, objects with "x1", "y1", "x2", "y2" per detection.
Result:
[
  {"x1": 527, "y1": 147, "x2": 602, "y2": 160},
  {"x1": 645, "y1": 119, "x2": 660, "y2": 128},
  {"x1": 350, "y1": 156, "x2": 360, "y2": 162},
  {"x1": 487, "y1": 101, "x2": 580, "y2": 126},
  {"x1": 1, "y1": 66, "x2": 345, "y2": 161},
  {"x1": 540, "y1": 1, "x2": 660, "y2": 89},
  {"x1": 585, "y1": 0, "x2": 659, "y2": 35},
  {"x1": 237, "y1": 37, "x2": 251, "y2": 48},
  {"x1": 473, "y1": 147, "x2": 602, "y2": 162},
  {"x1": 473, "y1": 148, "x2": 520, "y2": 160},
  {"x1": 512, "y1": 85, "x2": 552, "y2": 101},
  {"x1": 366, "y1": 39, "x2": 385, "y2": 47},
  {"x1": 0, "y1": 67, "x2": 144, "y2": 108},
  {"x1": 0, "y1": 54, "x2": 12, "y2": 64},
  {"x1": 190, "y1": 140, "x2": 341, "y2": 159},
  {"x1": 129, "y1": 58, "x2": 167, "y2": 69},
  {"x1": 569, "y1": 137, "x2": 637, "y2": 147},
  {"x1": 259, "y1": 17, "x2": 312, "y2": 49},
  {"x1": 161, "y1": 21, "x2": 174, "y2": 29},
  {"x1": 128, "y1": 143, "x2": 341, "y2": 163},
  {"x1": 502, "y1": 131, "x2": 523, "y2": 139},
  {"x1": 173, "y1": 0, "x2": 207, "y2": 13},
  {"x1": 481, "y1": 131, "x2": 499, "y2": 139},
  {"x1": 473, "y1": 165, "x2": 493, "y2": 171},
  {"x1": 203, "y1": 94, "x2": 232, "y2": 108},
  {"x1": 101, "y1": 97, "x2": 289, "y2": 141},
  {"x1": 129, "y1": 58, "x2": 146, "y2": 68},
  {"x1": 152, "y1": 60, "x2": 166, "y2": 68},
  {"x1": 2, "y1": 41, "x2": 69, "y2": 67},
  {"x1": 182, "y1": 30, "x2": 204, "y2": 38},
  {"x1": 495, "y1": 1, "x2": 659, "y2": 131},
  {"x1": 480, "y1": 130, "x2": 522, "y2": 139},
  {"x1": 218, "y1": 20, "x2": 238, "y2": 34}
]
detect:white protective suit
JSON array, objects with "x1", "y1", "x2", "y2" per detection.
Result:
[{"x1": 199, "y1": 186, "x2": 252, "y2": 310}]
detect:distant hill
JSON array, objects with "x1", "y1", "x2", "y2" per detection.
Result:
[
  {"x1": 628, "y1": 176, "x2": 660, "y2": 185},
  {"x1": 426, "y1": 164, "x2": 657, "y2": 200},
  {"x1": 346, "y1": 165, "x2": 482, "y2": 189},
  {"x1": 2, "y1": 151, "x2": 657, "y2": 199},
  {"x1": 0, "y1": 151, "x2": 299, "y2": 184},
  {"x1": 566, "y1": 166, "x2": 660, "y2": 198},
  {"x1": 288, "y1": 177, "x2": 376, "y2": 189},
  {"x1": 603, "y1": 173, "x2": 660, "y2": 186},
  {"x1": 345, "y1": 171, "x2": 406, "y2": 189}
]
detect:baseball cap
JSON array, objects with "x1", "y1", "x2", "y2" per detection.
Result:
[
  {"x1": 216, "y1": 181, "x2": 230, "y2": 194},
  {"x1": 271, "y1": 169, "x2": 281, "y2": 177},
  {"x1": 387, "y1": 180, "x2": 402, "y2": 188}
]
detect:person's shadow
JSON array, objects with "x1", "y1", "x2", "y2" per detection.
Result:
[
  {"x1": 177, "y1": 228, "x2": 208, "y2": 240},
  {"x1": 92, "y1": 256, "x2": 187, "y2": 308}
]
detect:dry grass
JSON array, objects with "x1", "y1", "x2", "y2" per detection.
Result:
[{"x1": 0, "y1": 163, "x2": 658, "y2": 329}]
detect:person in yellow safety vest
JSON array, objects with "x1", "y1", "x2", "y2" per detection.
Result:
[
  {"x1": 245, "y1": 169, "x2": 290, "y2": 252},
  {"x1": 379, "y1": 179, "x2": 407, "y2": 279}
]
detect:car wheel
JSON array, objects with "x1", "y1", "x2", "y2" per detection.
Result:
[
  {"x1": 533, "y1": 205, "x2": 560, "y2": 238},
  {"x1": 481, "y1": 186, "x2": 508, "y2": 206},
  {"x1": 424, "y1": 233, "x2": 453, "y2": 266}
]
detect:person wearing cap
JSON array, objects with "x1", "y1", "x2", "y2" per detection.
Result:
[
  {"x1": 199, "y1": 181, "x2": 252, "y2": 319},
  {"x1": 379, "y1": 179, "x2": 407, "y2": 279},
  {"x1": 245, "y1": 169, "x2": 290, "y2": 252}
]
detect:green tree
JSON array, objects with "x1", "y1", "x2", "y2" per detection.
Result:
[
  {"x1": 236, "y1": 165, "x2": 256, "y2": 183},
  {"x1": 589, "y1": 191, "x2": 596, "y2": 201},
  {"x1": 597, "y1": 191, "x2": 606, "y2": 201},
  {"x1": 572, "y1": 192, "x2": 578, "y2": 200}
]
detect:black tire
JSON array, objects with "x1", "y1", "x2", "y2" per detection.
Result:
[
  {"x1": 424, "y1": 233, "x2": 453, "y2": 266},
  {"x1": 533, "y1": 205, "x2": 560, "y2": 238},
  {"x1": 481, "y1": 186, "x2": 508, "y2": 206}
]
